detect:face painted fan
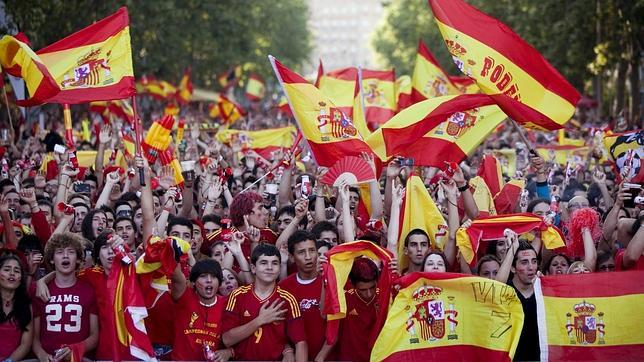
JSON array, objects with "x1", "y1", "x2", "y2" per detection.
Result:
[{"x1": 320, "y1": 156, "x2": 376, "y2": 186}]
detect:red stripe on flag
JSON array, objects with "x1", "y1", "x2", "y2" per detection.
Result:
[
  {"x1": 547, "y1": 344, "x2": 644, "y2": 361},
  {"x1": 539, "y1": 271, "x2": 644, "y2": 298},
  {"x1": 326, "y1": 67, "x2": 358, "y2": 81},
  {"x1": 429, "y1": 0, "x2": 579, "y2": 104},
  {"x1": 362, "y1": 69, "x2": 395, "y2": 82},
  {"x1": 308, "y1": 139, "x2": 374, "y2": 167},
  {"x1": 381, "y1": 344, "x2": 512, "y2": 362},
  {"x1": 488, "y1": 94, "x2": 564, "y2": 131},
  {"x1": 43, "y1": 76, "x2": 136, "y2": 105},
  {"x1": 393, "y1": 136, "x2": 467, "y2": 167},
  {"x1": 37, "y1": 7, "x2": 129, "y2": 53}
]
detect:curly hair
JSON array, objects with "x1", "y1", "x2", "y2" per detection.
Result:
[
  {"x1": 230, "y1": 192, "x2": 263, "y2": 227},
  {"x1": 44, "y1": 232, "x2": 84, "y2": 270}
]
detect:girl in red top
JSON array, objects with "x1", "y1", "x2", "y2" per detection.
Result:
[
  {"x1": 0, "y1": 252, "x2": 33, "y2": 360},
  {"x1": 170, "y1": 258, "x2": 233, "y2": 361}
]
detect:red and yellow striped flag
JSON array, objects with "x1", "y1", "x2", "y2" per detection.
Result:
[
  {"x1": 449, "y1": 75, "x2": 480, "y2": 94},
  {"x1": 175, "y1": 67, "x2": 193, "y2": 104},
  {"x1": 535, "y1": 271, "x2": 644, "y2": 361},
  {"x1": 0, "y1": 35, "x2": 59, "y2": 103},
  {"x1": 395, "y1": 75, "x2": 412, "y2": 111},
  {"x1": 218, "y1": 65, "x2": 242, "y2": 89},
  {"x1": 411, "y1": 41, "x2": 460, "y2": 104},
  {"x1": 477, "y1": 154, "x2": 504, "y2": 197},
  {"x1": 366, "y1": 94, "x2": 505, "y2": 166},
  {"x1": 398, "y1": 175, "x2": 447, "y2": 271},
  {"x1": 270, "y1": 56, "x2": 373, "y2": 167},
  {"x1": 218, "y1": 95, "x2": 246, "y2": 126},
  {"x1": 318, "y1": 67, "x2": 357, "y2": 121},
  {"x1": 371, "y1": 272, "x2": 524, "y2": 361},
  {"x1": 35, "y1": 7, "x2": 135, "y2": 105},
  {"x1": 322, "y1": 241, "x2": 393, "y2": 345},
  {"x1": 455, "y1": 213, "x2": 565, "y2": 265},
  {"x1": 107, "y1": 251, "x2": 156, "y2": 361},
  {"x1": 361, "y1": 68, "x2": 397, "y2": 127},
  {"x1": 429, "y1": 0, "x2": 580, "y2": 130},
  {"x1": 216, "y1": 126, "x2": 297, "y2": 160},
  {"x1": 245, "y1": 73, "x2": 265, "y2": 101},
  {"x1": 138, "y1": 78, "x2": 177, "y2": 100}
]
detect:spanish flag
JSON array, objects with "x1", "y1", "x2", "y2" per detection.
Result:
[
  {"x1": 361, "y1": 68, "x2": 397, "y2": 127},
  {"x1": 107, "y1": 250, "x2": 156, "y2": 361},
  {"x1": 215, "y1": 126, "x2": 297, "y2": 160},
  {"x1": 535, "y1": 271, "x2": 644, "y2": 361},
  {"x1": 455, "y1": 213, "x2": 565, "y2": 266},
  {"x1": 411, "y1": 41, "x2": 460, "y2": 104},
  {"x1": 33, "y1": 7, "x2": 135, "y2": 105},
  {"x1": 0, "y1": 35, "x2": 59, "y2": 104},
  {"x1": 449, "y1": 75, "x2": 480, "y2": 94},
  {"x1": 218, "y1": 65, "x2": 242, "y2": 89},
  {"x1": 536, "y1": 144, "x2": 589, "y2": 167},
  {"x1": 398, "y1": 175, "x2": 447, "y2": 271},
  {"x1": 429, "y1": 0, "x2": 580, "y2": 130},
  {"x1": 217, "y1": 95, "x2": 246, "y2": 126},
  {"x1": 602, "y1": 130, "x2": 644, "y2": 182},
  {"x1": 477, "y1": 154, "x2": 504, "y2": 197},
  {"x1": 366, "y1": 94, "x2": 505, "y2": 166},
  {"x1": 322, "y1": 241, "x2": 393, "y2": 345},
  {"x1": 494, "y1": 179, "x2": 525, "y2": 215},
  {"x1": 89, "y1": 99, "x2": 134, "y2": 123},
  {"x1": 138, "y1": 78, "x2": 177, "y2": 100},
  {"x1": 467, "y1": 176, "x2": 497, "y2": 217},
  {"x1": 371, "y1": 272, "x2": 524, "y2": 361},
  {"x1": 245, "y1": 73, "x2": 265, "y2": 101},
  {"x1": 270, "y1": 55, "x2": 373, "y2": 167},
  {"x1": 395, "y1": 75, "x2": 412, "y2": 111},
  {"x1": 317, "y1": 67, "x2": 358, "y2": 122},
  {"x1": 175, "y1": 67, "x2": 193, "y2": 104}
]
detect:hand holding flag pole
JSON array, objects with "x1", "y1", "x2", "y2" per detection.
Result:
[
  {"x1": 131, "y1": 96, "x2": 145, "y2": 186},
  {"x1": 509, "y1": 118, "x2": 539, "y2": 157}
]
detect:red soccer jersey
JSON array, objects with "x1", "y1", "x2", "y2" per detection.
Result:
[
  {"x1": 0, "y1": 320, "x2": 22, "y2": 359},
  {"x1": 223, "y1": 284, "x2": 306, "y2": 360},
  {"x1": 279, "y1": 274, "x2": 325, "y2": 360},
  {"x1": 172, "y1": 289, "x2": 227, "y2": 360},
  {"x1": 615, "y1": 249, "x2": 644, "y2": 271},
  {"x1": 144, "y1": 291, "x2": 176, "y2": 346},
  {"x1": 33, "y1": 279, "x2": 98, "y2": 355},
  {"x1": 337, "y1": 288, "x2": 380, "y2": 362}
]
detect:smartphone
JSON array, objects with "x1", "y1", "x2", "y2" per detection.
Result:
[
  {"x1": 399, "y1": 157, "x2": 414, "y2": 167},
  {"x1": 73, "y1": 182, "x2": 91, "y2": 194},
  {"x1": 301, "y1": 175, "x2": 312, "y2": 198}
]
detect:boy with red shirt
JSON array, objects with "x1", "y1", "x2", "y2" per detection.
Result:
[
  {"x1": 170, "y1": 258, "x2": 233, "y2": 361},
  {"x1": 32, "y1": 232, "x2": 99, "y2": 361},
  {"x1": 222, "y1": 244, "x2": 308, "y2": 361},
  {"x1": 279, "y1": 230, "x2": 335, "y2": 361},
  {"x1": 337, "y1": 257, "x2": 381, "y2": 362}
]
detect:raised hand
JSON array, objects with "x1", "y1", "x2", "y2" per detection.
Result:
[
  {"x1": 207, "y1": 177, "x2": 223, "y2": 201},
  {"x1": 244, "y1": 215, "x2": 260, "y2": 243},
  {"x1": 99, "y1": 124, "x2": 112, "y2": 145},
  {"x1": 391, "y1": 181, "x2": 405, "y2": 207},
  {"x1": 360, "y1": 151, "x2": 376, "y2": 174},
  {"x1": 158, "y1": 166, "x2": 175, "y2": 189},
  {"x1": 227, "y1": 231, "x2": 245, "y2": 256},
  {"x1": 19, "y1": 187, "x2": 37, "y2": 205}
]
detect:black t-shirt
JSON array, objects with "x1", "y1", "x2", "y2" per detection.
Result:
[{"x1": 508, "y1": 279, "x2": 540, "y2": 361}]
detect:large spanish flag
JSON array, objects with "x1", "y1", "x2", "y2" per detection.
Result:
[
  {"x1": 270, "y1": 56, "x2": 373, "y2": 167},
  {"x1": 398, "y1": 175, "x2": 447, "y2": 271},
  {"x1": 317, "y1": 68, "x2": 357, "y2": 121},
  {"x1": 411, "y1": 41, "x2": 460, "y2": 104},
  {"x1": 30, "y1": 7, "x2": 135, "y2": 105},
  {"x1": 215, "y1": 125, "x2": 296, "y2": 159},
  {"x1": 371, "y1": 272, "x2": 524, "y2": 361},
  {"x1": 455, "y1": 213, "x2": 565, "y2": 266},
  {"x1": 429, "y1": 0, "x2": 580, "y2": 130},
  {"x1": 322, "y1": 241, "x2": 393, "y2": 345},
  {"x1": 0, "y1": 35, "x2": 59, "y2": 103},
  {"x1": 361, "y1": 68, "x2": 397, "y2": 127},
  {"x1": 366, "y1": 94, "x2": 505, "y2": 166},
  {"x1": 535, "y1": 271, "x2": 644, "y2": 361}
]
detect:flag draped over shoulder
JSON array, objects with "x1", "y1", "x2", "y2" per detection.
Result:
[
  {"x1": 535, "y1": 271, "x2": 644, "y2": 361},
  {"x1": 398, "y1": 175, "x2": 447, "y2": 271},
  {"x1": 270, "y1": 55, "x2": 373, "y2": 167},
  {"x1": 107, "y1": 251, "x2": 156, "y2": 361},
  {"x1": 215, "y1": 126, "x2": 296, "y2": 159},
  {"x1": 455, "y1": 213, "x2": 565, "y2": 266},
  {"x1": 429, "y1": 0, "x2": 580, "y2": 130},
  {"x1": 602, "y1": 130, "x2": 644, "y2": 182},
  {"x1": 0, "y1": 36, "x2": 60, "y2": 103},
  {"x1": 366, "y1": 94, "x2": 505, "y2": 166},
  {"x1": 411, "y1": 41, "x2": 460, "y2": 104},
  {"x1": 32, "y1": 7, "x2": 135, "y2": 105},
  {"x1": 371, "y1": 272, "x2": 524, "y2": 362},
  {"x1": 322, "y1": 241, "x2": 393, "y2": 345}
]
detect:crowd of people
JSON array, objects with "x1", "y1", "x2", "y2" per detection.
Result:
[{"x1": 0, "y1": 97, "x2": 642, "y2": 362}]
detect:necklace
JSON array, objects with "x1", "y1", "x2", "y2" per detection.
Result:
[{"x1": 199, "y1": 298, "x2": 217, "y2": 308}]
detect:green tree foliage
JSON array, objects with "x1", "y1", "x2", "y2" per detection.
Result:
[
  {"x1": 373, "y1": 0, "x2": 642, "y2": 99},
  {"x1": 3, "y1": 0, "x2": 311, "y2": 88}
]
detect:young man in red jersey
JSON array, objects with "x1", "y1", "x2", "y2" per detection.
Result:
[
  {"x1": 337, "y1": 257, "x2": 381, "y2": 362},
  {"x1": 222, "y1": 244, "x2": 308, "y2": 361},
  {"x1": 32, "y1": 232, "x2": 99, "y2": 361},
  {"x1": 170, "y1": 258, "x2": 234, "y2": 361},
  {"x1": 279, "y1": 230, "x2": 335, "y2": 361}
]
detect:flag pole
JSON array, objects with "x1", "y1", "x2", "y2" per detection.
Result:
[
  {"x1": 509, "y1": 118, "x2": 538, "y2": 156},
  {"x1": 62, "y1": 104, "x2": 80, "y2": 169},
  {"x1": 0, "y1": 67, "x2": 14, "y2": 132},
  {"x1": 131, "y1": 95, "x2": 146, "y2": 186}
]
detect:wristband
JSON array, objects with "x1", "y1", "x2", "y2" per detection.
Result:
[{"x1": 457, "y1": 184, "x2": 469, "y2": 192}]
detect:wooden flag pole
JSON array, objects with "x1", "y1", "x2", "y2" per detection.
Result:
[
  {"x1": 131, "y1": 95, "x2": 146, "y2": 186},
  {"x1": 509, "y1": 118, "x2": 538, "y2": 156}
]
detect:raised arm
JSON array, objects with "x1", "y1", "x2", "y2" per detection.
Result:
[
  {"x1": 441, "y1": 180, "x2": 459, "y2": 267},
  {"x1": 136, "y1": 156, "x2": 155, "y2": 246},
  {"x1": 95, "y1": 171, "x2": 120, "y2": 209},
  {"x1": 361, "y1": 152, "x2": 383, "y2": 220},
  {"x1": 623, "y1": 217, "x2": 644, "y2": 269},
  {"x1": 591, "y1": 167, "x2": 614, "y2": 210},
  {"x1": 386, "y1": 182, "x2": 404, "y2": 255},
  {"x1": 453, "y1": 165, "x2": 479, "y2": 220},
  {"x1": 338, "y1": 182, "x2": 355, "y2": 242},
  {"x1": 496, "y1": 230, "x2": 519, "y2": 283},
  {"x1": 95, "y1": 124, "x2": 112, "y2": 189},
  {"x1": 582, "y1": 227, "x2": 597, "y2": 272}
]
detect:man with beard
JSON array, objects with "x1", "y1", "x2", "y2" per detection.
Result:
[
  {"x1": 170, "y1": 258, "x2": 233, "y2": 361},
  {"x1": 32, "y1": 232, "x2": 99, "y2": 361},
  {"x1": 223, "y1": 244, "x2": 307, "y2": 361}
]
